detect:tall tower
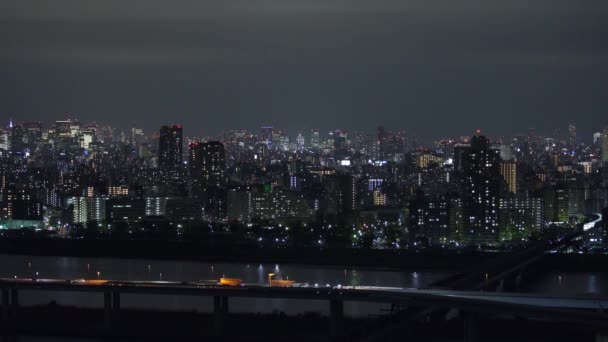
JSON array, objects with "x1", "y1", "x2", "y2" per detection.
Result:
[
  {"x1": 602, "y1": 128, "x2": 608, "y2": 164},
  {"x1": 568, "y1": 123, "x2": 577, "y2": 148},
  {"x1": 377, "y1": 125, "x2": 388, "y2": 160},
  {"x1": 10, "y1": 124, "x2": 25, "y2": 155},
  {"x1": 158, "y1": 124, "x2": 183, "y2": 182},
  {"x1": 192, "y1": 141, "x2": 226, "y2": 221},
  {"x1": 310, "y1": 129, "x2": 320, "y2": 149},
  {"x1": 260, "y1": 126, "x2": 273, "y2": 148},
  {"x1": 188, "y1": 142, "x2": 204, "y2": 198},
  {"x1": 159, "y1": 125, "x2": 183, "y2": 169},
  {"x1": 461, "y1": 135, "x2": 501, "y2": 245},
  {"x1": 499, "y1": 161, "x2": 517, "y2": 194}
]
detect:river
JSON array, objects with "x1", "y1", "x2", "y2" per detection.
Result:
[
  {"x1": 0, "y1": 253, "x2": 449, "y2": 317},
  {"x1": 1, "y1": 253, "x2": 606, "y2": 317}
]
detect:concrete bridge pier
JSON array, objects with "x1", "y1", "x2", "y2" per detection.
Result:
[
  {"x1": 463, "y1": 312, "x2": 480, "y2": 342},
  {"x1": 104, "y1": 291, "x2": 112, "y2": 330},
  {"x1": 1, "y1": 288, "x2": 18, "y2": 339},
  {"x1": 330, "y1": 299, "x2": 344, "y2": 340},
  {"x1": 496, "y1": 279, "x2": 505, "y2": 292},
  {"x1": 9, "y1": 289, "x2": 18, "y2": 317},
  {"x1": 1, "y1": 289, "x2": 8, "y2": 322},
  {"x1": 213, "y1": 296, "x2": 229, "y2": 335},
  {"x1": 112, "y1": 291, "x2": 121, "y2": 327}
]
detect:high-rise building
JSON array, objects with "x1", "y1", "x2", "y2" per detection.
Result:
[
  {"x1": 500, "y1": 161, "x2": 517, "y2": 194},
  {"x1": 10, "y1": 124, "x2": 25, "y2": 154},
  {"x1": 499, "y1": 198, "x2": 543, "y2": 241},
  {"x1": 188, "y1": 142, "x2": 204, "y2": 198},
  {"x1": 498, "y1": 144, "x2": 512, "y2": 161},
  {"x1": 453, "y1": 143, "x2": 471, "y2": 172},
  {"x1": 260, "y1": 126, "x2": 273, "y2": 148},
  {"x1": 227, "y1": 189, "x2": 252, "y2": 222},
  {"x1": 55, "y1": 120, "x2": 72, "y2": 139},
  {"x1": 73, "y1": 197, "x2": 88, "y2": 224},
  {"x1": 377, "y1": 126, "x2": 389, "y2": 160},
  {"x1": 568, "y1": 123, "x2": 577, "y2": 147},
  {"x1": 593, "y1": 132, "x2": 602, "y2": 144},
  {"x1": 251, "y1": 189, "x2": 312, "y2": 221},
  {"x1": 408, "y1": 189, "x2": 429, "y2": 246},
  {"x1": 1, "y1": 192, "x2": 42, "y2": 221},
  {"x1": 602, "y1": 207, "x2": 608, "y2": 248},
  {"x1": 544, "y1": 187, "x2": 569, "y2": 225},
  {"x1": 373, "y1": 189, "x2": 386, "y2": 206},
  {"x1": 69, "y1": 120, "x2": 81, "y2": 138},
  {"x1": 311, "y1": 129, "x2": 320, "y2": 149},
  {"x1": 106, "y1": 199, "x2": 145, "y2": 223},
  {"x1": 335, "y1": 173, "x2": 357, "y2": 214},
  {"x1": 191, "y1": 141, "x2": 226, "y2": 221},
  {"x1": 145, "y1": 197, "x2": 170, "y2": 216},
  {"x1": 0, "y1": 128, "x2": 9, "y2": 151},
  {"x1": 602, "y1": 128, "x2": 608, "y2": 163},
  {"x1": 460, "y1": 135, "x2": 501, "y2": 245},
  {"x1": 414, "y1": 152, "x2": 443, "y2": 168},
  {"x1": 79, "y1": 129, "x2": 95, "y2": 150},
  {"x1": 23, "y1": 121, "x2": 42, "y2": 145},
  {"x1": 296, "y1": 133, "x2": 305, "y2": 151},
  {"x1": 158, "y1": 124, "x2": 183, "y2": 181},
  {"x1": 88, "y1": 197, "x2": 107, "y2": 222},
  {"x1": 131, "y1": 127, "x2": 145, "y2": 146}
]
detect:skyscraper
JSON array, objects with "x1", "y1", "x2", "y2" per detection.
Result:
[
  {"x1": 55, "y1": 120, "x2": 71, "y2": 140},
  {"x1": 296, "y1": 133, "x2": 305, "y2": 151},
  {"x1": 191, "y1": 141, "x2": 227, "y2": 221},
  {"x1": 377, "y1": 125, "x2": 388, "y2": 160},
  {"x1": 10, "y1": 124, "x2": 25, "y2": 154},
  {"x1": 311, "y1": 129, "x2": 320, "y2": 149},
  {"x1": 500, "y1": 161, "x2": 517, "y2": 194},
  {"x1": 460, "y1": 135, "x2": 501, "y2": 245},
  {"x1": 260, "y1": 126, "x2": 273, "y2": 148},
  {"x1": 131, "y1": 127, "x2": 145, "y2": 146},
  {"x1": 188, "y1": 142, "x2": 203, "y2": 198},
  {"x1": 158, "y1": 124, "x2": 183, "y2": 182},
  {"x1": 602, "y1": 128, "x2": 608, "y2": 164},
  {"x1": 568, "y1": 123, "x2": 577, "y2": 148}
]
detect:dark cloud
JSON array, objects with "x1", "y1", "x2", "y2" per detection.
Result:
[{"x1": 1, "y1": 0, "x2": 607, "y2": 141}]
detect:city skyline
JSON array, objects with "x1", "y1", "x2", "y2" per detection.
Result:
[
  {"x1": 0, "y1": 116, "x2": 605, "y2": 145},
  {"x1": 3, "y1": 1, "x2": 608, "y2": 141},
  {"x1": 2, "y1": 1, "x2": 608, "y2": 340}
]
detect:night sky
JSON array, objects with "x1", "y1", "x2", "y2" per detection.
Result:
[{"x1": 2, "y1": 0, "x2": 607, "y2": 141}]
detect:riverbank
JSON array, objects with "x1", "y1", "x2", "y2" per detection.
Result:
[
  {"x1": 0, "y1": 238, "x2": 606, "y2": 271},
  {"x1": 0, "y1": 238, "x2": 484, "y2": 270}
]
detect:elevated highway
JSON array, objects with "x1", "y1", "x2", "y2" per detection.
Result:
[{"x1": 0, "y1": 278, "x2": 607, "y2": 340}]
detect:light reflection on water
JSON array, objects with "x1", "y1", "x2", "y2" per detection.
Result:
[
  {"x1": 521, "y1": 271, "x2": 608, "y2": 296},
  {"x1": 0, "y1": 254, "x2": 449, "y2": 317},
  {"x1": 4, "y1": 254, "x2": 603, "y2": 317}
]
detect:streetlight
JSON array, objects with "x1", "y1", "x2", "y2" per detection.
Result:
[{"x1": 268, "y1": 273, "x2": 276, "y2": 286}]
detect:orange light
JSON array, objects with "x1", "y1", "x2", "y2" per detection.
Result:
[{"x1": 219, "y1": 278, "x2": 243, "y2": 286}]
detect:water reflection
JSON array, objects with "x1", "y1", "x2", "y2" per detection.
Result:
[
  {"x1": 412, "y1": 272, "x2": 420, "y2": 288},
  {"x1": 588, "y1": 274, "x2": 598, "y2": 294},
  {"x1": 0, "y1": 254, "x2": 450, "y2": 317},
  {"x1": 522, "y1": 271, "x2": 608, "y2": 296}
]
